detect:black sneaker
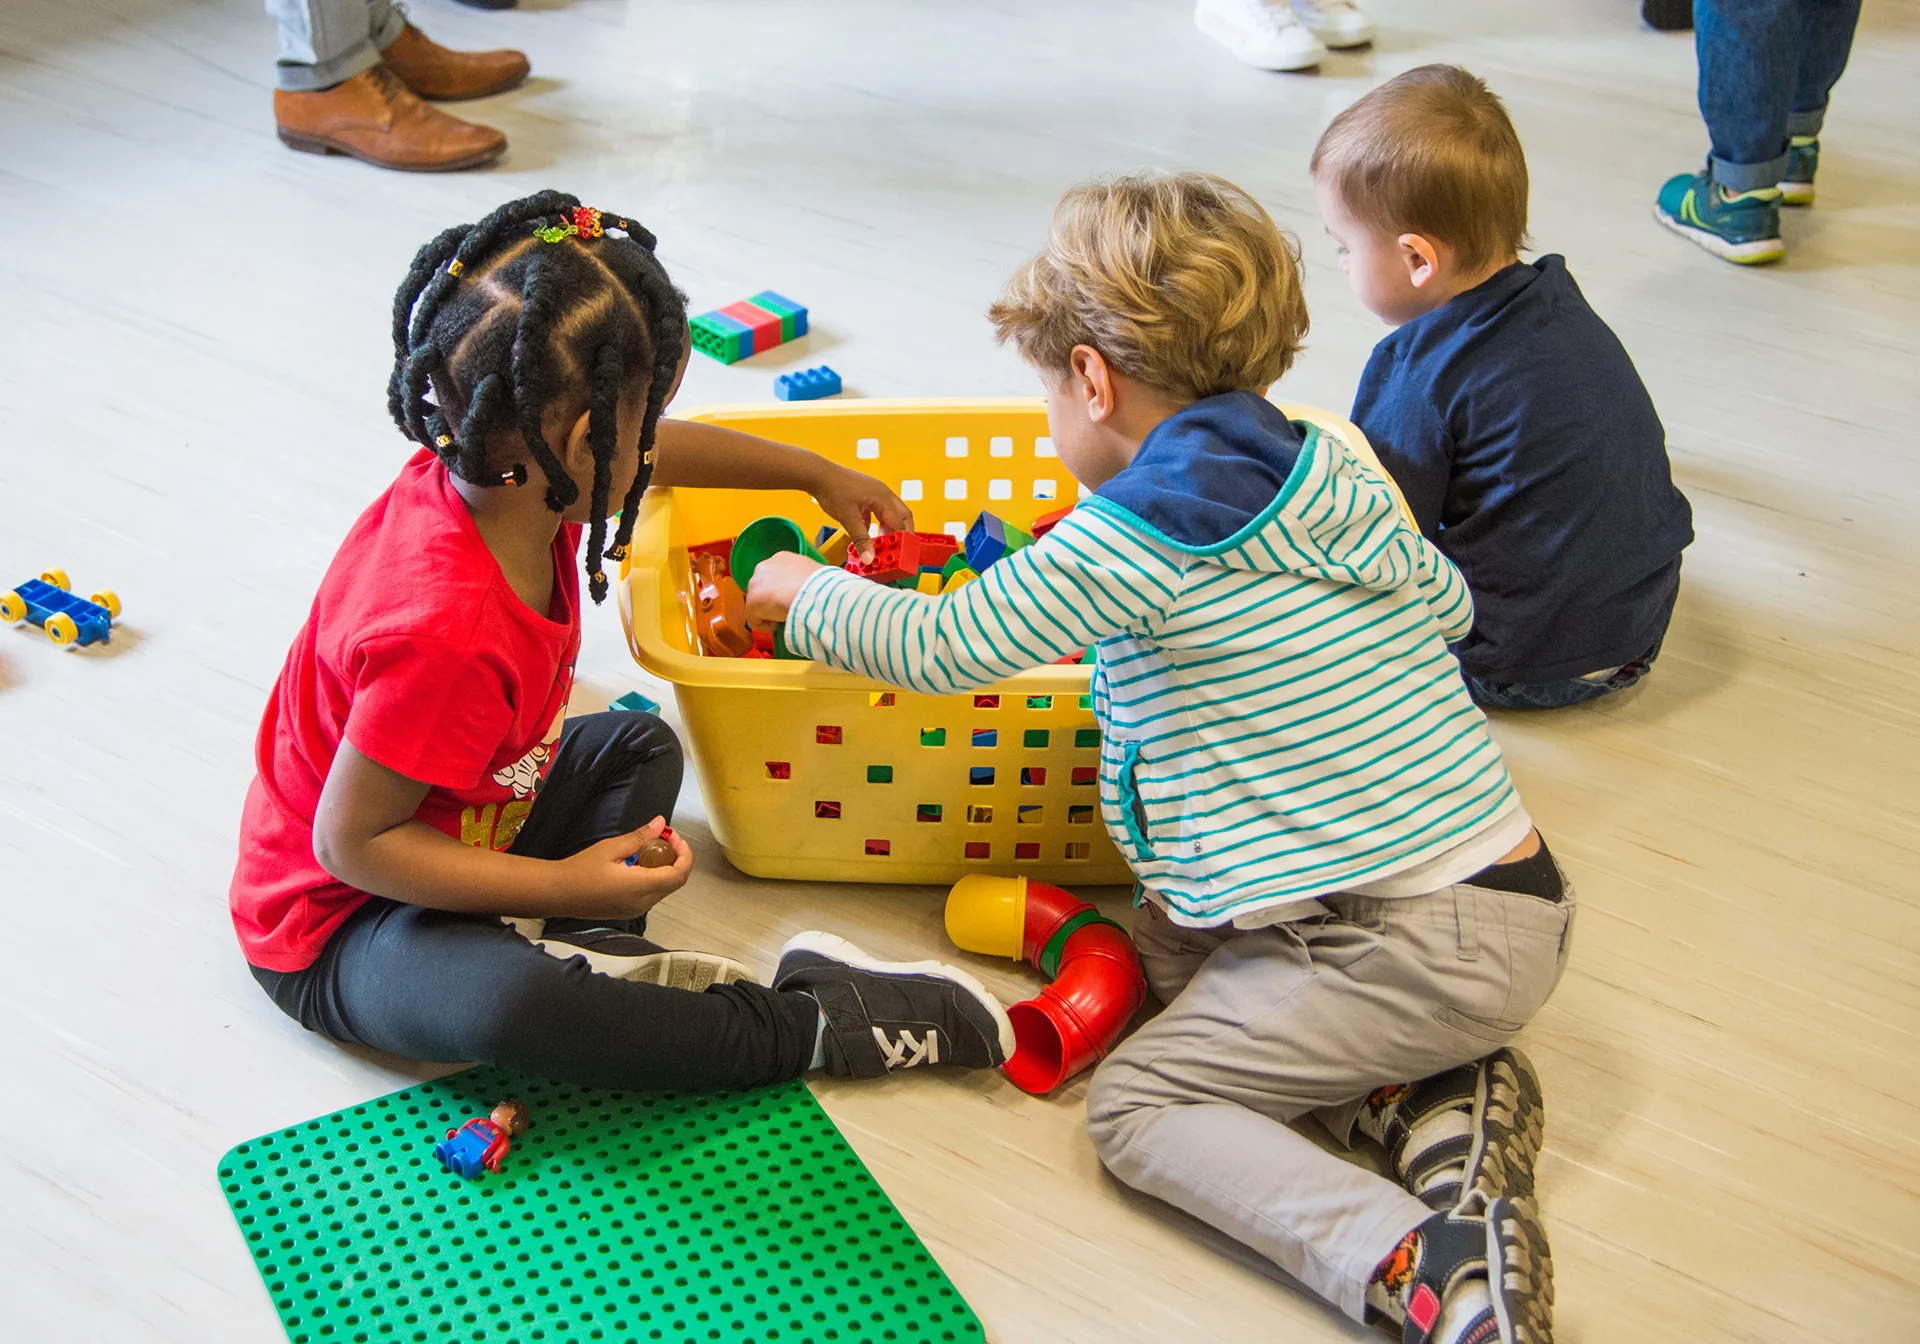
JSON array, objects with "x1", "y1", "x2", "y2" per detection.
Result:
[
  {"x1": 525, "y1": 923, "x2": 758, "y2": 991},
  {"x1": 1399, "y1": 1196, "x2": 1554, "y2": 1344},
  {"x1": 773, "y1": 931, "x2": 1013, "y2": 1078}
]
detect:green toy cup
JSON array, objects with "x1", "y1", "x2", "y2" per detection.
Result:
[{"x1": 730, "y1": 516, "x2": 827, "y2": 588}]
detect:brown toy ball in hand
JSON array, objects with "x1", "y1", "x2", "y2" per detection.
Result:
[{"x1": 633, "y1": 836, "x2": 676, "y2": 868}]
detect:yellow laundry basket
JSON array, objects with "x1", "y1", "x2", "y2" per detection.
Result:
[{"x1": 620, "y1": 398, "x2": 1393, "y2": 886}]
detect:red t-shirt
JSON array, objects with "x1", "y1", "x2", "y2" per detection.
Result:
[{"x1": 231, "y1": 450, "x2": 582, "y2": 972}]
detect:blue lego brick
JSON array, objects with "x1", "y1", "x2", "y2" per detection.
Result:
[
  {"x1": 609, "y1": 690, "x2": 662, "y2": 716},
  {"x1": 774, "y1": 366, "x2": 842, "y2": 401},
  {"x1": 962, "y1": 512, "x2": 1034, "y2": 572}
]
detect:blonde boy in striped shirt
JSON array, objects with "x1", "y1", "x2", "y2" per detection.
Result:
[{"x1": 747, "y1": 171, "x2": 1569, "y2": 1344}]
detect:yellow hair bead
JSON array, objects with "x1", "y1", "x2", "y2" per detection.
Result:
[{"x1": 434, "y1": 434, "x2": 453, "y2": 448}]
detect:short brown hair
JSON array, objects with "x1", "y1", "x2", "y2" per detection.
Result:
[
  {"x1": 988, "y1": 170, "x2": 1308, "y2": 403},
  {"x1": 1310, "y1": 65, "x2": 1528, "y2": 272}
]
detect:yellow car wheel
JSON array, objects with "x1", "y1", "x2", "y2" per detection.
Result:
[
  {"x1": 0, "y1": 591, "x2": 24, "y2": 624},
  {"x1": 40, "y1": 568, "x2": 70, "y2": 591},
  {"x1": 90, "y1": 590, "x2": 122, "y2": 619},
  {"x1": 45, "y1": 612, "x2": 79, "y2": 646}
]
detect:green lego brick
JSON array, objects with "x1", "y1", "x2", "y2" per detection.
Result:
[
  {"x1": 216, "y1": 1067, "x2": 985, "y2": 1344},
  {"x1": 690, "y1": 312, "x2": 752, "y2": 364}
]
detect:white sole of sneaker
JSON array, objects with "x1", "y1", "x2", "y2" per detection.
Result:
[
  {"x1": 779, "y1": 930, "x2": 1017, "y2": 1060},
  {"x1": 533, "y1": 940, "x2": 759, "y2": 991},
  {"x1": 1652, "y1": 204, "x2": 1786, "y2": 264}
]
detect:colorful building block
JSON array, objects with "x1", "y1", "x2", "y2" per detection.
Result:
[
  {"x1": 609, "y1": 690, "x2": 662, "y2": 716},
  {"x1": 1032, "y1": 504, "x2": 1075, "y2": 539},
  {"x1": 774, "y1": 366, "x2": 842, "y2": 401},
  {"x1": 750, "y1": 291, "x2": 809, "y2": 341},
  {"x1": 689, "y1": 291, "x2": 810, "y2": 364},
  {"x1": 846, "y1": 532, "x2": 924, "y2": 585},
  {"x1": 963, "y1": 512, "x2": 1034, "y2": 572}
]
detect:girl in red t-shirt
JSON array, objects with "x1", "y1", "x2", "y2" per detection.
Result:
[{"x1": 232, "y1": 192, "x2": 1012, "y2": 1089}]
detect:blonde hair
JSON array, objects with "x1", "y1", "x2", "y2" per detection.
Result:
[
  {"x1": 988, "y1": 170, "x2": 1308, "y2": 403},
  {"x1": 1310, "y1": 64, "x2": 1528, "y2": 272}
]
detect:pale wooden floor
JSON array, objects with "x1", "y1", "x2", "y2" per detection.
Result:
[{"x1": 3, "y1": 1, "x2": 1918, "y2": 1340}]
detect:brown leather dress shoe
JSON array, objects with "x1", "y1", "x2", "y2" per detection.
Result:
[
  {"x1": 274, "y1": 67, "x2": 506, "y2": 172},
  {"x1": 379, "y1": 23, "x2": 530, "y2": 101}
]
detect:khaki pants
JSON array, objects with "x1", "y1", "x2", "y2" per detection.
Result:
[{"x1": 1086, "y1": 882, "x2": 1575, "y2": 1322}]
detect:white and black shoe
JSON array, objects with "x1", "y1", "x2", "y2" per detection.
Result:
[
  {"x1": 1381, "y1": 1048, "x2": 1545, "y2": 1211},
  {"x1": 1399, "y1": 1197, "x2": 1554, "y2": 1344},
  {"x1": 521, "y1": 921, "x2": 758, "y2": 992},
  {"x1": 773, "y1": 932, "x2": 1014, "y2": 1078}
]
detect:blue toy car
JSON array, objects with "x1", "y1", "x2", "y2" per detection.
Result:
[{"x1": 1, "y1": 569, "x2": 120, "y2": 648}]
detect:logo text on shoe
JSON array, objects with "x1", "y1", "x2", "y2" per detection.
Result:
[{"x1": 872, "y1": 1027, "x2": 940, "y2": 1069}]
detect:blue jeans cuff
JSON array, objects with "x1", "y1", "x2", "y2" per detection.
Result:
[
  {"x1": 1711, "y1": 152, "x2": 1791, "y2": 193},
  {"x1": 1785, "y1": 108, "x2": 1826, "y2": 138}
]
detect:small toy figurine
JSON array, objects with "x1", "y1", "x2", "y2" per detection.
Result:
[
  {"x1": 692, "y1": 553, "x2": 754, "y2": 657},
  {"x1": 1, "y1": 568, "x2": 121, "y2": 648},
  {"x1": 434, "y1": 1098, "x2": 531, "y2": 1180}
]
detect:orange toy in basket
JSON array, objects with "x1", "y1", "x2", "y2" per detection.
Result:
[{"x1": 691, "y1": 553, "x2": 753, "y2": 658}]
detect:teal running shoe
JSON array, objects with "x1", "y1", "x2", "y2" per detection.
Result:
[
  {"x1": 1655, "y1": 169, "x2": 1786, "y2": 265},
  {"x1": 1779, "y1": 136, "x2": 1818, "y2": 206}
]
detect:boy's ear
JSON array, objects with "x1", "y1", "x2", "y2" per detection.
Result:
[
  {"x1": 1398, "y1": 232, "x2": 1443, "y2": 289},
  {"x1": 1069, "y1": 344, "x2": 1118, "y2": 423}
]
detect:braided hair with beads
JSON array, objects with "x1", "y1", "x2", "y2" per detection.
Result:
[{"x1": 387, "y1": 190, "x2": 688, "y2": 603}]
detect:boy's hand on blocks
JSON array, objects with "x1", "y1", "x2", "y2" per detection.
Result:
[
  {"x1": 811, "y1": 464, "x2": 913, "y2": 564},
  {"x1": 745, "y1": 551, "x2": 825, "y2": 628},
  {"x1": 558, "y1": 816, "x2": 693, "y2": 919}
]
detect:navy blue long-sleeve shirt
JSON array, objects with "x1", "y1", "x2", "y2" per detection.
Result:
[{"x1": 1351, "y1": 255, "x2": 1693, "y2": 685}]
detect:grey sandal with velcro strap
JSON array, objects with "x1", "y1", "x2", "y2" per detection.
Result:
[
  {"x1": 1400, "y1": 1196, "x2": 1554, "y2": 1344},
  {"x1": 1462, "y1": 1048, "x2": 1546, "y2": 1208},
  {"x1": 1383, "y1": 1062, "x2": 1480, "y2": 1209},
  {"x1": 1388, "y1": 1049, "x2": 1546, "y2": 1211}
]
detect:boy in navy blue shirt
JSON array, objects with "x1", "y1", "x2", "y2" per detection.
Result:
[{"x1": 1312, "y1": 65, "x2": 1694, "y2": 708}]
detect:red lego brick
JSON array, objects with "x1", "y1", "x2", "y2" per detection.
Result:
[
  {"x1": 845, "y1": 532, "x2": 921, "y2": 584},
  {"x1": 912, "y1": 531, "x2": 960, "y2": 570},
  {"x1": 1032, "y1": 505, "x2": 1075, "y2": 539},
  {"x1": 719, "y1": 301, "x2": 784, "y2": 354}
]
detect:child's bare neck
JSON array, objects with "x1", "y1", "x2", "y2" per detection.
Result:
[
  {"x1": 453, "y1": 474, "x2": 561, "y2": 616},
  {"x1": 1424, "y1": 251, "x2": 1521, "y2": 312}
]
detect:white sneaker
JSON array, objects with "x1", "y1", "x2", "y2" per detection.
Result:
[
  {"x1": 1291, "y1": 0, "x2": 1375, "y2": 48},
  {"x1": 1194, "y1": 0, "x2": 1328, "y2": 71}
]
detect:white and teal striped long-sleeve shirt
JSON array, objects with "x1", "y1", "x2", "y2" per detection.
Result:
[{"x1": 787, "y1": 412, "x2": 1524, "y2": 928}]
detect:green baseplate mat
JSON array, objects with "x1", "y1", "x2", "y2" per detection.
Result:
[{"x1": 217, "y1": 1068, "x2": 984, "y2": 1344}]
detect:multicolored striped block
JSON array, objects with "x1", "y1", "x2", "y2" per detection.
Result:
[{"x1": 689, "y1": 290, "x2": 810, "y2": 363}]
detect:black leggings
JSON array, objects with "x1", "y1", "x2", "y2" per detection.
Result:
[{"x1": 250, "y1": 711, "x2": 819, "y2": 1092}]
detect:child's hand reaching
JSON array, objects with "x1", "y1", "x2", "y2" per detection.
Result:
[
  {"x1": 555, "y1": 816, "x2": 693, "y2": 919},
  {"x1": 811, "y1": 464, "x2": 913, "y2": 563},
  {"x1": 745, "y1": 551, "x2": 826, "y2": 628}
]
